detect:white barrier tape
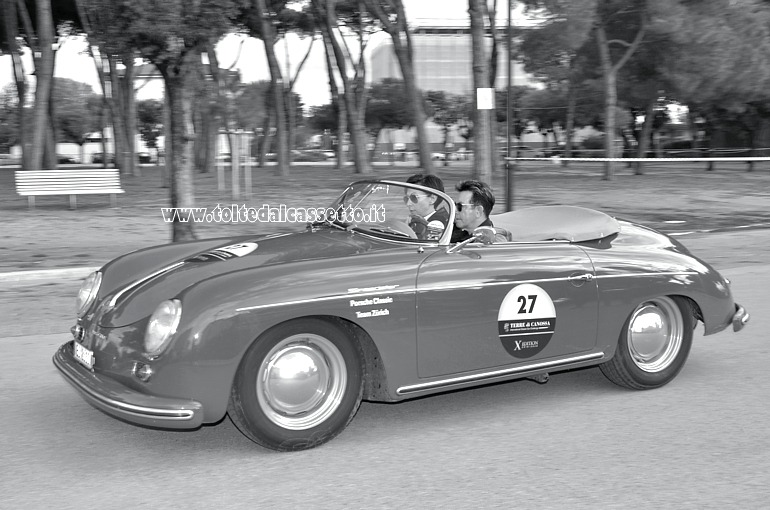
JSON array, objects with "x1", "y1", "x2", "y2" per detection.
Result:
[{"x1": 506, "y1": 157, "x2": 770, "y2": 162}]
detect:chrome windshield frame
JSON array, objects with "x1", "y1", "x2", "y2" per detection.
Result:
[{"x1": 331, "y1": 179, "x2": 456, "y2": 246}]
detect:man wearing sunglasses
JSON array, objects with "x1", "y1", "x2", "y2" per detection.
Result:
[
  {"x1": 451, "y1": 179, "x2": 498, "y2": 243},
  {"x1": 404, "y1": 174, "x2": 449, "y2": 240}
]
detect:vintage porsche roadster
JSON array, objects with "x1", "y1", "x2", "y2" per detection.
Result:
[{"x1": 54, "y1": 179, "x2": 749, "y2": 451}]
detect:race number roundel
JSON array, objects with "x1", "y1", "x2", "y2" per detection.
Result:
[{"x1": 498, "y1": 284, "x2": 556, "y2": 359}]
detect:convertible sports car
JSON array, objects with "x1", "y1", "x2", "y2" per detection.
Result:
[{"x1": 54, "y1": 179, "x2": 750, "y2": 451}]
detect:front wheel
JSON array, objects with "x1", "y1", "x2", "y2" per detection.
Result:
[
  {"x1": 600, "y1": 296, "x2": 694, "y2": 390},
  {"x1": 228, "y1": 318, "x2": 364, "y2": 451}
]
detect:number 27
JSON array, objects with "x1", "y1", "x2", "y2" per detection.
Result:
[{"x1": 517, "y1": 295, "x2": 537, "y2": 313}]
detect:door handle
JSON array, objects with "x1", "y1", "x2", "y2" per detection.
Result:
[{"x1": 568, "y1": 273, "x2": 594, "y2": 286}]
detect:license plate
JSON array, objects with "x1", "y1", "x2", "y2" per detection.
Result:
[{"x1": 73, "y1": 341, "x2": 95, "y2": 370}]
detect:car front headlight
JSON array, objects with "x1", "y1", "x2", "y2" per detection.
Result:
[
  {"x1": 144, "y1": 299, "x2": 182, "y2": 356},
  {"x1": 76, "y1": 271, "x2": 102, "y2": 318}
]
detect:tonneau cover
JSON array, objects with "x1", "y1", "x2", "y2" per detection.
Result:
[{"x1": 490, "y1": 205, "x2": 620, "y2": 242}]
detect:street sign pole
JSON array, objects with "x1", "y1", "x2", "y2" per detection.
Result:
[{"x1": 506, "y1": 0, "x2": 515, "y2": 212}]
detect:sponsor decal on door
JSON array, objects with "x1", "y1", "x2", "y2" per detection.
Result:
[{"x1": 498, "y1": 284, "x2": 556, "y2": 358}]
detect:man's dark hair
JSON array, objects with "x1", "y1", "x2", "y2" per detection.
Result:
[
  {"x1": 407, "y1": 173, "x2": 444, "y2": 193},
  {"x1": 455, "y1": 180, "x2": 495, "y2": 217}
]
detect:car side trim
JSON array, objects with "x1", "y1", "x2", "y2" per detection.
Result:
[
  {"x1": 236, "y1": 275, "x2": 580, "y2": 312},
  {"x1": 397, "y1": 352, "x2": 605, "y2": 395},
  {"x1": 594, "y1": 271, "x2": 698, "y2": 279},
  {"x1": 236, "y1": 287, "x2": 418, "y2": 312},
  {"x1": 235, "y1": 272, "x2": 696, "y2": 313}
]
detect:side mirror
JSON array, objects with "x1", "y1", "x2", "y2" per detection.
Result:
[
  {"x1": 472, "y1": 226, "x2": 496, "y2": 245},
  {"x1": 447, "y1": 226, "x2": 497, "y2": 253}
]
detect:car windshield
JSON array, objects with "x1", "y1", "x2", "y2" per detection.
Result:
[{"x1": 326, "y1": 180, "x2": 454, "y2": 243}]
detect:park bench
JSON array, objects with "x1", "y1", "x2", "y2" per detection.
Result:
[{"x1": 14, "y1": 169, "x2": 125, "y2": 210}]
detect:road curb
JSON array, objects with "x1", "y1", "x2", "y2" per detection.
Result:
[{"x1": 0, "y1": 266, "x2": 100, "y2": 282}]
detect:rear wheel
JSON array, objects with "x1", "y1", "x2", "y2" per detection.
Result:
[
  {"x1": 600, "y1": 296, "x2": 694, "y2": 390},
  {"x1": 228, "y1": 318, "x2": 364, "y2": 451}
]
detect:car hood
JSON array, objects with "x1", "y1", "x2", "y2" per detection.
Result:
[{"x1": 98, "y1": 228, "x2": 390, "y2": 327}]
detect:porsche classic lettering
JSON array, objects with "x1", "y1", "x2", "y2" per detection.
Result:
[
  {"x1": 349, "y1": 296, "x2": 394, "y2": 307},
  {"x1": 53, "y1": 179, "x2": 750, "y2": 453}
]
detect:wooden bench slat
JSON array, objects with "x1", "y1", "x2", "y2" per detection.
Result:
[
  {"x1": 16, "y1": 181, "x2": 123, "y2": 186},
  {"x1": 16, "y1": 172, "x2": 121, "y2": 178},
  {"x1": 16, "y1": 181, "x2": 123, "y2": 188},
  {"x1": 14, "y1": 169, "x2": 125, "y2": 209},
  {"x1": 16, "y1": 185, "x2": 124, "y2": 191},
  {"x1": 17, "y1": 190, "x2": 125, "y2": 196},
  {"x1": 16, "y1": 175, "x2": 119, "y2": 182},
  {"x1": 16, "y1": 177, "x2": 122, "y2": 182}
]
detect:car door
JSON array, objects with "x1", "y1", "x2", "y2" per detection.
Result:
[{"x1": 415, "y1": 242, "x2": 598, "y2": 378}]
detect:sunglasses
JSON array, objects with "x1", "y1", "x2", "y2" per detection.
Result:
[
  {"x1": 455, "y1": 202, "x2": 477, "y2": 212},
  {"x1": 403, "y1": 193, "x2": 428, "y2": 204}
]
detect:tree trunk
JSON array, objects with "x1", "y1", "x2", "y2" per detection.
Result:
[
  {"x1": 161, "y1": 89, "x2": 171, "y2": 187},
  {"x1": 335, "y1": 99, "x2": 348, "y2": 170},
  {"x1": 346, "y1": 91, "x2": 370, "y2": 174},
  {"x1": 283, "y1": 40, "x2": 295, "y2": 162},
  {"x1": 258, "y1": 109, "x2": 273, "y2": 168},
  {"x1": 44, "y1": 89, "x2": 56, "y2": 169},
  {"x1": 203, "y1": 112, "x2": 217, "y2": 173},
  {"x1": 468, "y1": 0, "x2": 493, "y2": 183},
  {"x1": 29, "y1": 0, "x2": 55, "y2": 170},
  {"x1": 101, "y1": 104, "x2": 108, "y2": 167},
  {"x1": 193, "y1": 107, "x2": 205, "y2": 171},
  {"x1": 205, "y1": 42, "x2": 235, "y2": 167},
  {"x1": 444, "y1": 126, "x2": 450, "y2": 167},
  {"x1": 391, "y1": 39, "x2": 435, "y2": 174},
  {"x1": 596, "y1": 26, "x2": 617, "y2": 180},
  {"x1": 595, "y1": 14, "x2": 646, "y2": 181},
  {"x1": 11, "y1": 51, "x2": 29, "y2": 169},
  {"x1": 159, "y1": 56, "x2": 197, "y2": 242},
  {"x1": 106, "y1": 55, "x2": 137, "y2": 176},
  {"x1": 369, "y1": 127, "x2": 383, "y2": 162},
  {"x1": 122, "y1": 56, "x2": 139, "y2": 176},
  {"x1": 316, "y1": 0, "x2": 370, "y2": 174},
  {"x1": 564, "y1": 76, "x2": 576, "y2": 164},
  {"x1": 255, "y1": 0, "x2": 289, "y2": 176},
  {"x1": 3, "y1": 0, "x2": 28, "y2": 168},
  {"x1": 636, "y1": 99, "x2": 655, "y2": 175},
  {"x1": 320, "y1": 30, "x2": 346, "y2": 170}
]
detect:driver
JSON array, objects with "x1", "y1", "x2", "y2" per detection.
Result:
[
  {"x1": 451, "y1": 180, "x2": 498, "y2": 243},
  {"x1": 404, "y1": 174, "x2": 449, "y2": 240}
]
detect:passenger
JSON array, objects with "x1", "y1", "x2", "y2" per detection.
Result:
[
  {"x1": 404, "y1": 174, "x2": 449, "y2": 240},
  {"x1": 451, "y1": 179, "x2": 502, "y2": 243}
]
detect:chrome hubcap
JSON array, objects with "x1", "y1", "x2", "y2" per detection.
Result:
[
  {"x1": 627, "y1": 297, "x2": 683, "y2": 373},
  {"x1": 257, "y1": 334, "x2": 347, "y2": 430}
]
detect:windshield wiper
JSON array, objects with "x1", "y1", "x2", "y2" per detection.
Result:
[{"x1": 309, "y1": 218, "x2": 349, "y2": 231}]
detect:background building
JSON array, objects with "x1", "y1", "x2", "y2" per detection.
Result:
[
  {"x1": 369, "y1": 23, "x2": 540, "y2": 152},
  {"x1": 370, "y1": 24, "x2": 530, "y2": 95}
]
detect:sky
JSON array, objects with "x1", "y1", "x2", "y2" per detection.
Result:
[{"x1": 0, "y1": 0, "x2": 524, "y2": 108}]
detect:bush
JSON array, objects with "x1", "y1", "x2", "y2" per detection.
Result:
[
  {"x1": 292, "y1": 151, "x2": 328, "y2": 162},
  {"x1": 581, "y1": 135, "x2": 604, "y2": 150},
  {"x1": 661, "y1": 139, "x2": 696, "y2": 151}
]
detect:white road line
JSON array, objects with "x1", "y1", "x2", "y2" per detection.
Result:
[{"x1": 0, "y1": 266, "x2": 99, "y2": 283}]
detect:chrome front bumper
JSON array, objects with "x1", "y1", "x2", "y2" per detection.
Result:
[
  {"x1": 53, "y1": 341, "x2": 203, "y2": 429},
  {"x1": 732, "y1": 303, "x2": 750, "y2": 332}
]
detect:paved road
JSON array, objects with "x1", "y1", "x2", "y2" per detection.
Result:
[{"x1": 1, "y1": 263, "x2": 767, "y2": 508}]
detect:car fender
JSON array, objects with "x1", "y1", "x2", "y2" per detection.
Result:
[{"x1": 163, "y1": 248, "x2": 433, "y2": 421}]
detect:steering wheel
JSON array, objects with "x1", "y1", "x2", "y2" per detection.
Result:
[{"x1": 379, "y1": 219, "x2": 418, "y2": 239}]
